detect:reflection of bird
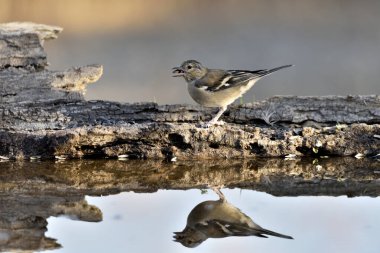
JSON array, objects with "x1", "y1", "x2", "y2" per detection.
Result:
[
  {"x1": 172, "y1": 60, "x2": 292, "y2": 127},
  {"x1": 174, "y1": 188, "x2": 293, "y2": 248}
]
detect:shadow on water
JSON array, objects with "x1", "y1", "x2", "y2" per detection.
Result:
[{"x1": 0, "y1": 157, "x2": 379, "y2": 251}]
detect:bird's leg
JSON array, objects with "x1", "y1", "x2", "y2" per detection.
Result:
[
  {"x1": 211, "y1": 187, "x2": 226, "y2": 202},
  {"x1": 206, "y1": 106, "x2": 227, "y2": 127}
]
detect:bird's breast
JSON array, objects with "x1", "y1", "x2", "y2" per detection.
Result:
[{"x1": 187, "y1": 81, "x2": 257, "y2": 108}]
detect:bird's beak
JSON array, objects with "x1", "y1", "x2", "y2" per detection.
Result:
[
  {"x1": 173, "y1": 232, "x2": 182, "y2": 241},
  {"x1": 172, "y1": 67, "x2": 185, "y2": 77}
]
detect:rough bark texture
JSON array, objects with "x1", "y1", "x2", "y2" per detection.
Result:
[
  {"x1": 1, "y1": 22, "x2": 380, "y2": 160},
  {"x1": 0, "y1": 22, "x2": 61, "y2": 69}
]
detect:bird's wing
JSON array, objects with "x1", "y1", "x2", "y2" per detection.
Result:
[
  {"x1": 194, "y1": 65, "x2": 292, "y2": 92},
  {"x1": 220, "y1": 65, "x2": 293, "y2": 91},
  {"x1": 196, "y1": 219, "x2": 293, "y2": 239},
  {"x1": 212, "y1": 220, "x2": 269, "y2": 237},
  {"x1": 194, "y1": 219, "x2": 267, "y2": 238},
  {"x1": 194, "y1": 69, "x2": 267, "y2": 92},
  {"x1": 193, "y1": 69, "x2": 230, "y2": 91}
]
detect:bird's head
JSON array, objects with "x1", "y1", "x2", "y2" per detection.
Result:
[
  {"x1": 172, "y1": 60, "x2": 207, "y2": 82},
  {"x1": 173, "y1": 228, "x2": 207, "y2": 248}
]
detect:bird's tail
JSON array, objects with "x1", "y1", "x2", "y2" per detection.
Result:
[
  {"x1": 259, "y1": 227, "x2": 294, "y2": 239},
  {"x1": 260, "y1": 64, "x2": 293, "y2": 77}
]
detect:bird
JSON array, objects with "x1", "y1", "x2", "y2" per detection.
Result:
[
  {"x1": 172, "y1": 60, "x2": 292, "y2": 127},
  {"x1": 173, "y1": 188, "x2": 293, "y2": 248}
]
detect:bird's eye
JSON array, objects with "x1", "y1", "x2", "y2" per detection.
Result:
[{"x1": 187, "y1": 65, "x2": 192, "y2": 70}]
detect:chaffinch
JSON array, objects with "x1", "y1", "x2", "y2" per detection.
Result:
[
  {"x1": 173, "y1": 188, "x2": 293, "y2": 248},
  {"x1": 172, "y1": 60, "x2": 292, "y2": 127}
]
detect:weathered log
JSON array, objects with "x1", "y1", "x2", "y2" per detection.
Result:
[
  {"x1": 0, "y1": 22, "x2": 61, "y2": 69},
  {"x1": 1, "y1": 22, "x2": 380, "y2": 159}
]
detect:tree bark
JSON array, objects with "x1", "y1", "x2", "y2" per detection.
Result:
[{"x1": 1, "y1": 22, "x2": 380, "y2": 160}]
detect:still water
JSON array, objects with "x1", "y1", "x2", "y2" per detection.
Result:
[
  {"x1": 48, "y1": 190, "x2": 379, "y2": 253},
  {"x1": 0, "y1": 159, "x2": 379, "y2": 253}
]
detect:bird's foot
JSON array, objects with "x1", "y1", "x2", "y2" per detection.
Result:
[
  {"x1": 197, "y1": 120, "x2": 225, "y2": 128},
  {"x1": 196, "y1": 122, "x2": 210, "y2": 128},
  {"x1": 213, "y1": 120, "x2": 225, "y2": 126}
]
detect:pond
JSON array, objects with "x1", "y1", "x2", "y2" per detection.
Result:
[{"x1": 0, "y1": 158, "x2": 379, "y2": 253}]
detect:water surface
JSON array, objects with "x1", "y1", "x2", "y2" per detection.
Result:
[
  {"x1": 0, "y1": 158, "x2": 379, "y2": 252},
  {"x1": 47, "y1": 190, "x2": 379, "y2": 253}
]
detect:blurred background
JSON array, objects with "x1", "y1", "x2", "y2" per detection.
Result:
[{"x1": 1, "y1": 0, "x2": 380, "y2": 104}]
